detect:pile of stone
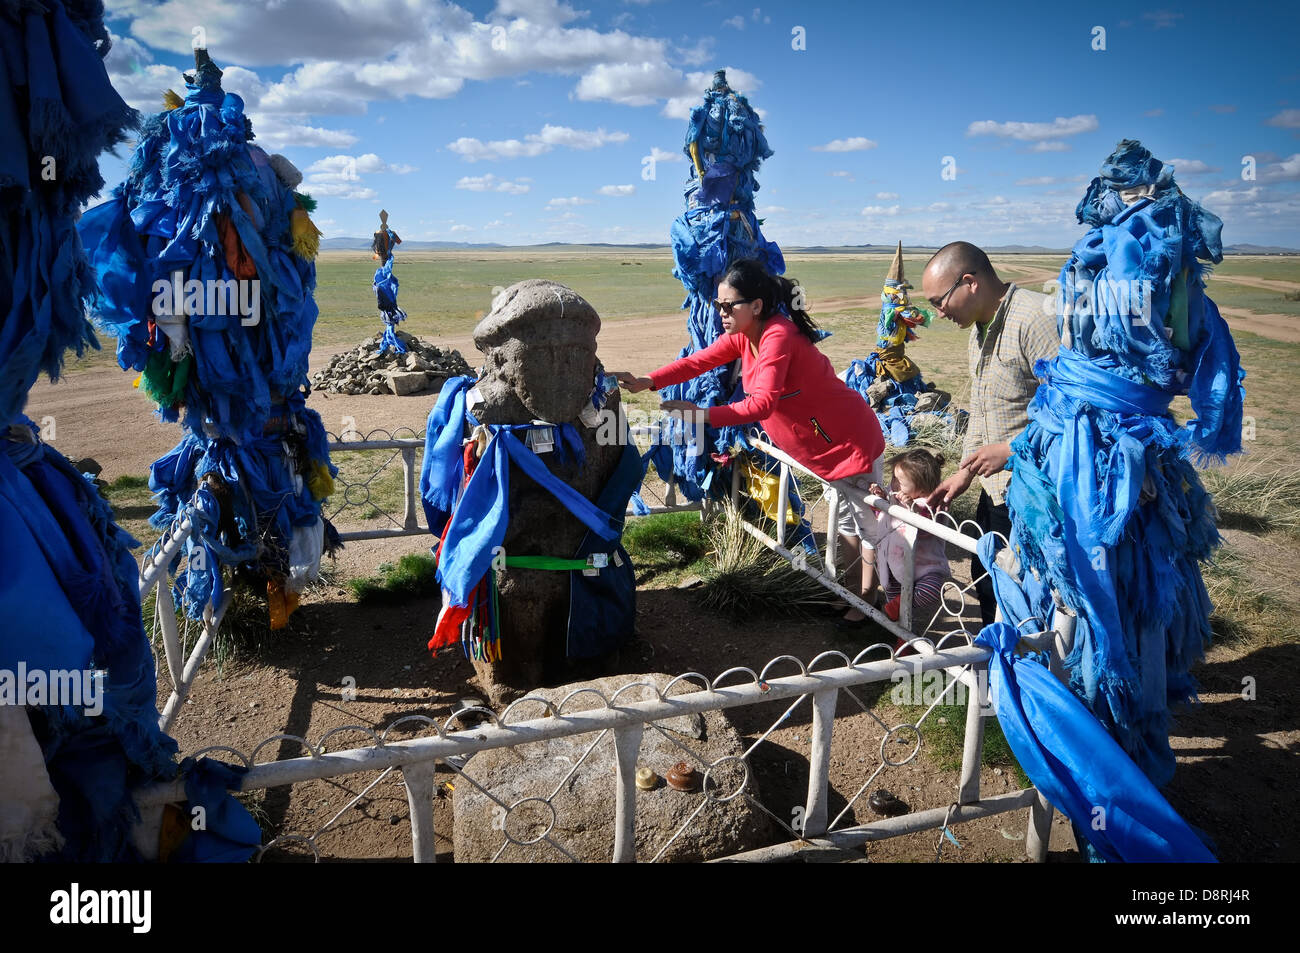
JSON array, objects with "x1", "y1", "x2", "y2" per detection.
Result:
[{"x1": 311, "y1": 331, "x2": 473, "y2": 396}]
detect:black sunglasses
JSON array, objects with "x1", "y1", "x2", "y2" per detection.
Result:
[
  {"x1": 714, "y1": 297, "x2": 756, "y2": 315},
  {"x1": 930, "y1": 273, "x2": 971, "y2": 310}
]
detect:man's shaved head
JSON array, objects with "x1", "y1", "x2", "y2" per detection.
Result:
[{"x1": 925, "y1": 241, "x2": 994, "y2": 282}]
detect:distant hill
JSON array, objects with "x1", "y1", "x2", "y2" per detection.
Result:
[
  {"x1": 318, "y1": 238, "x2": 1298, "y2": 255},
  {"x1": 1223, "y1": 243, "x2": 1300, "y2": 255}
]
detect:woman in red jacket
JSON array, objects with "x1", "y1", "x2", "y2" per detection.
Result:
[{"x1": 615, "y1": 258, "x2": 886, "y2": 626}]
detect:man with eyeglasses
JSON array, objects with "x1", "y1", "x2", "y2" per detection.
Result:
[{"x1": 919, "y1": 241, "x2": 1059, "y2": 625}]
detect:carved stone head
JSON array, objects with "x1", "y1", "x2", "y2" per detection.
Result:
[{"x1": 473, "y1": 280, "x2": 600, "y2": 424}]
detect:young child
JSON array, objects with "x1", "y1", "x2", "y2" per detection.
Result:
[{"x1": 868, "y1": 449, "x2": 952, "y2": 642}]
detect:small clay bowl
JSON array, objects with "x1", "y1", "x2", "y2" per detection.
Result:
[
  {"x1": 666, "y1": 762, "x2": 699, "y2": 792},
  {"x1": 635, "y1": 767, "x2": 659, "y2": 790}
]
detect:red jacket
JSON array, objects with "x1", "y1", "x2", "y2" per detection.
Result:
[{"x1": 649, "y1": 315, "x2": 884, "y2": 481}]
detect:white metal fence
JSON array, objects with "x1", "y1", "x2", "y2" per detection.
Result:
[{"x1": 136, "y1": 424, "x2": 1076, "y2": 862}]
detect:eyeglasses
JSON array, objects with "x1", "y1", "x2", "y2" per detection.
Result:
[
  {"x1": 713, "y1": 297, "x2": 756, "y2": 315},
  {"x1": 930, "y1": 273, "x2": 971, "y2": 311}
]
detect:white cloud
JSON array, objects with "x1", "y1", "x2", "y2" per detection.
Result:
[
  {"x1": 456, "y1": 174, "x2": 532, "y2": 194},
  {"x1": 1143, "y1": 108, "x2": 1164, "y2": 118},
  {"x1": 306, "y1": 183, "x2": 378, "y2": 200},
  {"x1": 1029, "y1": 140, "x2": 1071, "y2": 153},
  {"x1": 648, "y1": 146, "x2": 684, "y2": 163},
  {"x1": 116, "y1": 0, "x2": 670, "y2": 125},
  {"x1": 448, "y1": 223, "x2": 473, "y2": 233},
  {"x1": 812, "y1": 137, "x2": 878, "y2": 153},
  {"x1": 250, "y1": 117, "x2": 361, "y2": 150},
  {"x1": 967, "y1": 115, "x2": 1098, "y2": 141},
  {"x1": 1199, "y1": 187, "x2": 1263, "y2": 206},
  {"x1": 302, "y1": 152, "x2": 414, "y2": 200},
  {"x1": 1143, "y1": 9, "x2": 1184, "y2": 29},
  {"x1": 1260, "y1": 154, "x2": 1300, "y2": 183},
  {"x1": 829, "y1": 170, "x2": 855, "y2": 181},
  {"x1": 547, "y1": 196, "x2": 596, "y2": 206},
  {"x1": 447, "y1": 124, "x2": 629, "y2": 161},
  {"x1": 722, "y1": 15, "x2": 745, "y2": 29},
  {"x1": 1266, "y1": 109, "x2": 1300, "y2": 129},
  {"x1": 493, "y1": 0, "x2": 585, "y2": 27},
  {"x1": 674, "y1": 38, "x2": 715, "y2": 67},
  {"x1": 875, "y1": 191, "x2": 899, "y2": 200},
  {"x1": 305, "y1": 153, "x2": 416, "y2": 184},
  {"x1": 598, "y1": 184, "x2": 636, "y2": 196},
  {"x1": 661, "y1": 68, "x2": 763, "y2": 120},
  {"x1": 861, "y1": 205, "x2": 900, "y2": 216},
  {"x1": 928, "y1": 202, "x2": 952, "y2": 212},
  {"x1": 1165, "y1": 158, "x2": 1220, "y2": 176},
  {"x1": 577, "y1": 64, "x2": 762, "y2": 120}
]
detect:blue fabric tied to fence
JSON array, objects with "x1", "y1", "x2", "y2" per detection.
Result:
[
  {"x1": 975, "y1": 536, "x2": 1216, "y2": 863},
  {"x1": 1007, "y1": 140, "x2": 1245, "y2": 788}
]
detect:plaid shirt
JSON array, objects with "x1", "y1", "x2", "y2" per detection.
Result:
[{"x1": 963, "y1": 283, "x2": 1060, "y2": 504}]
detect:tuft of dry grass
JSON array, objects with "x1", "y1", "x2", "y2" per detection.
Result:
[
  {"x1": 1202, "y1": 545, "x2": 1292, "y2": 648},
  {"x1": 1201, "y1": 452, "x2": 1300, "y2": 534},
  {"x1": 696, "y1": 501, "x2": 840, "y2": 618}
]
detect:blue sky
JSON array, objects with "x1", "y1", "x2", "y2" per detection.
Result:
[{"x1": 98, "y1": 0, "x2": 1300, "y2": 248}]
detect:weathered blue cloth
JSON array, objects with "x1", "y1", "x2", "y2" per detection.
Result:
[
  {"x1": 975, "y1": 535, "x2": 1216, "y2": 862},
  {"x1": 170, "y1": 757, "x2": 261, "y2": 863},
  {"x1": 568, "y1": 440, "x2": 641, "y2": 658},
  {"x1": 432, "y1": 427, "x2": 618, "y2": 607},
  {"x1": 1007, "y1": 140, "x2": 1244, "y2": 786},
  {"x1": 419, "y1": 375, "x2": 476, "y2": 532},
  {"x1": 2, "y1": 3, "x2": 258, "y2": 863},
  {"x1": 1, "y1": 0, "x2": 135, "y2": 431},
  {"x1": 420, "y1": 378, "x2": 636, "y2": 656}
]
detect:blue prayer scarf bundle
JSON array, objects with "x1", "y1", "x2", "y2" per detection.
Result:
[
  {"x1": 0, "y1": 0, "x2": 136, "y2": 429},
  {"x1": 78, "y1": 52, "x2": 338, "y2": 621},
  {"x1": 1, "y1": 3, "x2": 256, "y2": 862},
  {"x1": 1006, "y1": 140, "x2": 1246, "y2": 787},
  {"x1": 974, "y1": 536, "x2": 1215, "y2": 862},
  {"x1": 372, "y1": 226, "x2": 407, "y2": 354},
  {"x1": 661, "y1": 75, "x2": 785, "y2": 499}
]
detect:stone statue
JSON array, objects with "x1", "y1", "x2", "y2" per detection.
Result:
[{"x1": 463, "y1": 280, "x2": 638, "y2": 702}]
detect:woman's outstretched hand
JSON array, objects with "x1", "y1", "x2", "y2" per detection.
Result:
[{"x1": 613, "y1": 371, "x2": 653, "y2": 393}]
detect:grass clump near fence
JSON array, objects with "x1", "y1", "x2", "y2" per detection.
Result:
[
  {"x1": 1201, "y1": 452, "x2": 1300, "y2": 534},
  {"x1": 695, "y1": 502, "x2": 840, "y2": 618},
  {"x1": 350, "y1": 554, "x2": 440, "y2": 604}
]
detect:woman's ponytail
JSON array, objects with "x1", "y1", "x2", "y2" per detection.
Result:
[{"x1": 772, "y1": 274, "x2": 823, "y2": 345}]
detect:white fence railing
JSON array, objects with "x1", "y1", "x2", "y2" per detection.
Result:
[{"x1": 136, "y1": 425, "x2": 1076, "y2": 862}]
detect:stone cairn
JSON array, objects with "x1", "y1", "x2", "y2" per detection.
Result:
[{"x1": 312, "y1": 331, "x2": 472, "y2": 396}]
